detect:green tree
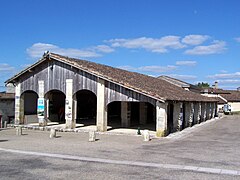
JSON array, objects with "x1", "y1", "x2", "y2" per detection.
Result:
[{"x1": 196, "y1": 82, "x2": 210, "y2": 88}]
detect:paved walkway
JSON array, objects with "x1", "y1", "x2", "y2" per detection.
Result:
[{"x1": 0, "y1": 147, "x2": 239, "y2": 176}]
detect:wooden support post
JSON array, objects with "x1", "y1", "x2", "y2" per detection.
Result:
[
  {"x1": 139, "y1": 102, "x2": 147, "y2": 125},
  {"x1": 121, "y1": 102, "x2": 130, "y2": 127}
]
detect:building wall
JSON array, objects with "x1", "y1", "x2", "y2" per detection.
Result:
[
  {"x1": 19, "y1": 60, "x2": 98, "y2": 96},
  {"x1": 228, "y1": 102, "x2": 240, "y2": 112},
  {"x1": 0, "y1": 99, "x2": 15, "y2": 122}
]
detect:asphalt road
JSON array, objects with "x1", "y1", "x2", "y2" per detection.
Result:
[{"x1": 0, "y1": 115, "x2": 240, "y2": 179}]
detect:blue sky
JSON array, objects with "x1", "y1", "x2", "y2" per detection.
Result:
[{"x1": 0, "y1": 0, "x2": 240, "y2": 91}]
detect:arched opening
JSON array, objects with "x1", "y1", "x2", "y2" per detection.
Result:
[
  {"x1": 107, "y1": 101, "x2": 121, "y2": 128},
  {"x1": 182, "y1": 103, "x2": 186, "y2": 130},
  {"x1": 130, "y1": 102, "x2": 140, "y2": 126},
  {"x1": 45, "y1": 90, "x2": 65, "y2": 123},
  {"x1": 167, "y1": 102, "x2": 174, "y2": 135},
  {"x1": 74, "y1": 90, "x2": 97, "y2": 125},
  {"x1": 21, "y1": 90, "x2": 38, "y2": 124}
]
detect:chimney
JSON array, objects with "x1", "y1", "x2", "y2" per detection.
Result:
[{"x1": 214, "y1": 81, "x2": 218, "y2": 89}]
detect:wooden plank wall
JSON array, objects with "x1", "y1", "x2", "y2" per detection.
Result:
[
  {"x1": 105, "y1": 82, "x2": 156, "y2": 106},
  {"x1": 20, "y1": 60, "x2": 97, "y2": 95}
]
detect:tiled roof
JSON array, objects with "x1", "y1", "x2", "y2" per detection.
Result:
[
  {"x1": 220, "y1": 90, "x2": 240, "y2": 102},
  {"x1": 201, "y1": 87, "x2": 230, "y2": 94},
  {"x1": 6, "y1": 52, "x2": 217, "y2": 102},
  {"x1": 201, "y1": 87, "x2": 240, "y2": 102},
  {"x1": 158, "y1": 75, "x2": 191, "y2": 88},
  {"x1": 158, "y1": 75, "x2": 201, "y2": 92}
]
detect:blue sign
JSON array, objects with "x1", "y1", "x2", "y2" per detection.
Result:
[{"x1": 37, "y1": 98, "x2": 45, "y2": 118}]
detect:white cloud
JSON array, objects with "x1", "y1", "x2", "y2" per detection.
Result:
[
  {"x1": 220, "y1": 70, "x2": 228, "y2": 73},
  {"x1": 139, "y1": 65, "x2": 177, "y2": 73},
  {"x1": 208, "y1": 72, "x2": 240, "y2": 79},
  {"x1": 167, "y1": 74, "x2": 197, "y2": 80},
  {"x1": 176, "y1": 60, "x2": 197, "y2": 66},
  {"x1": 118, "y1": 65, "x2": 177, "y2": 73},
  {"x1": 94, "y1": 45, "x2": 114, "y2": 53},
  {"x1": 108, "y1": 36, "x2": 186, "y2": 53},
  {"x1": 27, "y1": 43, "x2": 102, "y2": 59},
  {"x1": 117, "y1": 65, "x2": 137, "y2": 71},
  {"x1": 218, "y1": 85, "x2": 239, "y2": 90},
  {"x1": 207, "y1": 72, "x2": 240, "y2": 89},
  {"x1": 217, "y1": 79, "x2": 240, "y2": 84},
  {"x1": 0, "y1": 64, "x2": 16, "y2": 87},
  {"x1": 182, "y1": 35, "x2": 209, "y2": 45},
  {"x1": 0, "y1": 63, "x2": 15, "y2": 72},
  {"x1": 185, "y1": 40, "x2": 226, "y2": 55},
  {"x1": 235, "y1": 37, "x2": 240, "y2": 42}
]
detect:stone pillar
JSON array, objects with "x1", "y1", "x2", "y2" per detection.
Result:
[
  {"x1": 73, "y1": 99, "x2": 77, "y2": 124},
  {"x1": 96, "y1": 78, "x2": 107, "y2": 132},
  {"x1": 211, "y1": 102, "x2": 215, "y2": 118},
  {"x1": 209, "y1": 103, "x2": 212, "y2": 119},
  {"x1": 65, "y1": 79, "x2": 74, "y2": 129},
  {"x1": 139, "y1": 102, "x2": 147, "y2": 125},
  {"x1": 189, "y1": 103, "x2": 194, "y2": 127},
  {"x1": 38, "y1": 81, "x2": 46, "y2": 126},
  {"x1": 184, "y1": 102, "x2": 190, "y2": 128},
  {"x1": 14, "y1": 83, "x2": 22, "y2": 125},
  {"x1": 156, "y1": 101, "x2": 167, "y2": 137},
  {"x1": 213, "y1": 102, "x2": 217, "y2": 117},
  {"x1": 46, "y1": 99, "x2": 49, "y2": 119},
  {"x1": 121, "y1": 102, "x2": 130, "y2": 127},
  {"x1": 173, "y1": 102, "x2": 181, "y2": 131},
  {"x1": 206, "y1": 103, "x2": 210, "y2": 120},
  {"x1": 184, "y1": 102, "x2": 194, "y2": 128},
  {"x1": 194, "y1": 103, "x2": 201, "y2": 124},
  {"x1": 4, "y1": 121, "x2": 7, "y2": 128},
  {"x1": 180, "y1": 102, "x2": 184, "y2": 130},
  {"x1": 20, "y1": 96, "x2": 24, "y2": 124},
  {"x1": 201, "y1": 102, "x2": 207, "y2": 122}
]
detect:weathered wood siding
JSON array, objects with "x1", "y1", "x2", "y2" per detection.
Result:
[
  {"x1": 20, "y1": 60, "x2": 97, "y2": 95},
  {"x1": 105, "y1": 81, "x2": 156, "y2": 106}
]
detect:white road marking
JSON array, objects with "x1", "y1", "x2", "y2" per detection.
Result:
[{"x1": 0, "y1": 147, "x2": 239, "y2": 176}]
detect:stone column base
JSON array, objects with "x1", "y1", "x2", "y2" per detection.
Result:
[{"x1": 156, "y1": 129, "x2": 166, "y2": 137}]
